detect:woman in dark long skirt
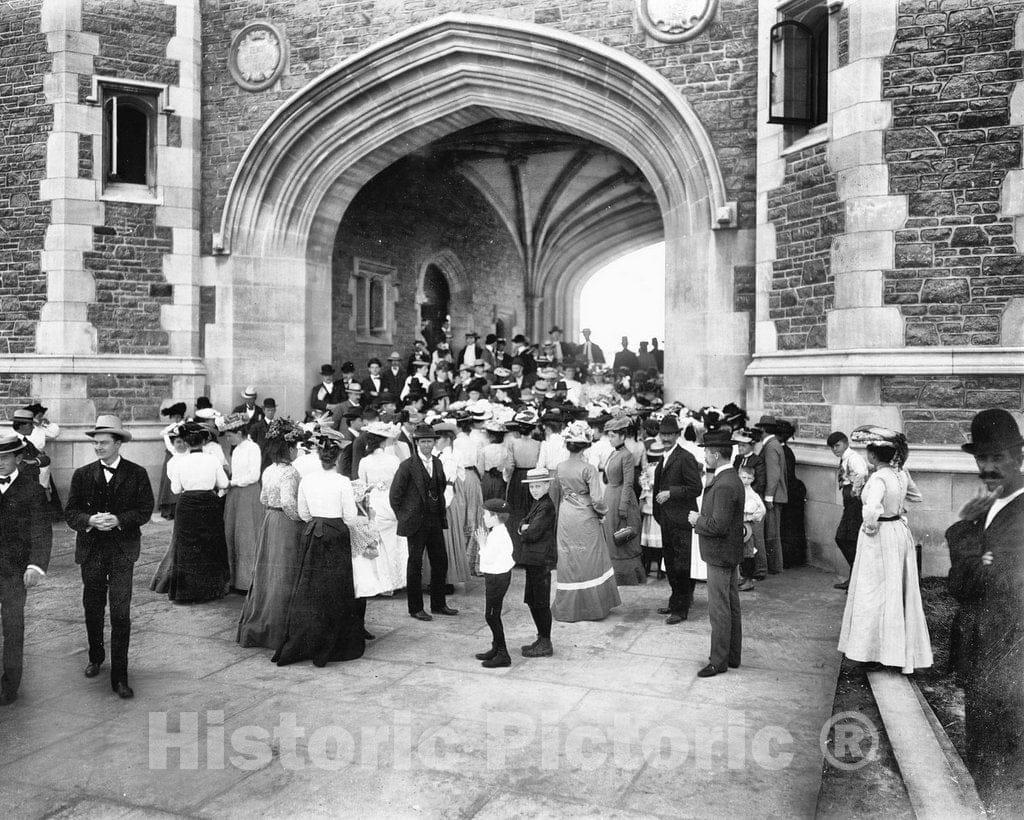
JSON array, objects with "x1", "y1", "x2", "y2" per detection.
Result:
[
  {"x1": 777, "y1": 421, "x2": 808, "y2": 567},
  {"x1": 153, "y1": 422, "x2": 230, "y2": 603},
  {"x1": 273, "y1": 440, "x2": 365, "y2": 667}
]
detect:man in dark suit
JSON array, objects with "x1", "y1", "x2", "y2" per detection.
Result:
[
  {"x1": 0, "y1": 434, "x2": 52, "y2": 705},
  {"x1": 689, "y1": 430, "x2": 745, "y2": 677},
  {"x1": 390, "y1": 423, "x2": 457, "y2": 621},
  {"x1": 65, "y1": 415, "x2": 154, "y2": 699},
  {"x1": 947, "y1": 409, "x2": 1024, "y2": 814},
  {"x1": 652, "y1": 414, "x2": 703, "y2": 623},
  {"x1": 612, "y1": 336, "x2": 640, "y2": 374},
  {"x1": 232, "y1": 385, "x2": 265, "y2": 423},
  {"x1": 381, "y1": 352, "x2": 406, "y2": 398},
  {"x1": 457, "y1": 331, "x2": 485, "y2": 370},
  {"x1": 733, "y1": 429, "x2": 767, "y2": 590},
  {"x1": 348, "y1": 406, "x2": 379, "y2": 480},
  {"x1": 309, "y1": 364, "x2": 345, "y2": 412},
  {"x1": 361, "y1": 358, "x2": 384, "y2": 402},
  {"x1": 754, "y1": 415, "x2": 788, "y2": 574}
]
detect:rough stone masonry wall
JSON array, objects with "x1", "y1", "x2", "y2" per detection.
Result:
[
  {"x1": 84, "y1": 202, "x2": 174, "y2": 354},
  {"x1": 0, "y1": 2, "x2": 50, "y2": 355},
  {"x1": 766, "y1": 143, "x2": 843, "y2": 350},
  {"x1": 759, "y1": 375, "x2": 831, "y2": 441},
  {"x1": 332, "y1": 160, "x2": 524, "y2": 369},
  {"x1": 883, "y1": 0, "x2": 1024, "y2": 345},
  {"x1": 200, "y1": 0, "x2": 759, "y2": 254},
  {"x1": 81, "y1": 0, "x2": 179, "y2": 87},
  {"x1": 87, "y1": 373, "x2": 173, "y2": 421},
  {"x1": 882, "y1": 374, "x2": 1024, "y2": 444}
]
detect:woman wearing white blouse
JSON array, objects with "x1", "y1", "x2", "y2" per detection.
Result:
[
  {"x1": 273, "y1": 442, "x2": 366, "y2": 667},
  {"x1": 223, "y1": 421, "x2": 265, "y2": 593},
  {"x1": 152, "y1": 422, "x2": 230, "y2": 603}
]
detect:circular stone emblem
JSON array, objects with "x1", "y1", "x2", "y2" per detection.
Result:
[
  {"x1": 637, "y1": 0, "x2": 719, "y2": 43},
  {"x1": 228, "y1": 22, "x2": 287, "y2": 92}
]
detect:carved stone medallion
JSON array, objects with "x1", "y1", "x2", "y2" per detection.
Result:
[
  {"x1": 228, "y1": 22, "x2": 287, "y2": 92},
  {"x1": 637, "y1": 0, "x2": 719, "y2": 43}
]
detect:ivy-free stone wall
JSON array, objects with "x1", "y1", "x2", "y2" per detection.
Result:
[
  {"x1": 759, "y1": 375, "x2": 831, "y2": 441},
  {"x1": 87, "y1": 373, "x2": 173, "y2": 421},
  {"x1": 883, "y1": 0, "x2": 1024, "y2": 345}
]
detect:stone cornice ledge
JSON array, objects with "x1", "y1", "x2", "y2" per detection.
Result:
[
  {"x1": 747, "y1": 347, "x2": 1024, "y2": 377},
  {"x1": 791, "y1": 441, "x2": 979, "y2": 474},
  {"x1": 0, "y1": 355, "x2": 207, "y2": 376}
]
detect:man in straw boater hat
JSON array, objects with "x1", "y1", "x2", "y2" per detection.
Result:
[
  {"x1": 946, "y1": 408, "x2": 1024, "y2": 813},
  {"x1": 0, "y1": 433, "x2": 52, "y2": 705},
  {"x1": 65, "y1": 415, "x2": 154, "y2": 699}
]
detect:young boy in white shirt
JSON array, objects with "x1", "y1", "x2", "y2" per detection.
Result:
[{"x1": 474, "y1": 499, "x2": 515, "y2": 668}]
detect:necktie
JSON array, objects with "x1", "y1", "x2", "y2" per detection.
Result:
[
  {"x1": 103, "y1": 464, "x2": 116, "y2": 480},
  {"x1": 0, "y1": 476, "x2": 11, "y2": 485}
]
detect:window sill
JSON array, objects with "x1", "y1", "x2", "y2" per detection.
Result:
[
  {"x1": 101, "y1": 183, "x2": 162, "y2": 205},
  {"x1": 780, "y1": 124, "x2": 829, "y2": 158}
]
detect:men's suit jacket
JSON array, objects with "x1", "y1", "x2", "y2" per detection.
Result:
[
  {"x1": 578, "y1": 341, "x2": 605, "y2": 365},
  {"x1": 694, "y1": 467, "x2": 745, "y2": 568},
  {"x1": 231, "y1": 403, "x2": 265, "y2": 422},
  {"x1": 733, "y1": 451, "x2": 767, "y2": 498},
  {"x1": 0, "y1": 471, "x2": 52, "y2": 578},
  {"x1": 65, "y1": 459, "x2": 155, "y2": 564},
  {"x1": 612, "y1": 350, "x2": 640, "y2": 374},
  {"x1": 389, "y1": 452, "x2": 447, "y2": 538},
  {"x1": 652, "y1": 444, "x2": 702, "y2": 528},
  {"x1": 381, "y1": 367, "x2": 406, "y2": 398},
  {"x1": 361, "y1": 376, "x2": 384, "y2": 401},
  {"x1": 759, "y1": 437, "x2": 788, "y2": 503},
  {"x1": 16, "y1": 436, "x2": 48, "y2": 481},
  {"x1": 309, "y1": 381, "x2": 344, "y2": 409},
  {"x1": 457, "y1": 344, "x2": 485, "y2": 366},
  {"x1": 514, "y1": 494, "x2": 557, "y2": 569}
]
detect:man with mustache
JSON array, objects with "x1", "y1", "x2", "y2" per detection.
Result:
[{"x1": 946, "y1": 408, "x2": 1024, "y2": 814}]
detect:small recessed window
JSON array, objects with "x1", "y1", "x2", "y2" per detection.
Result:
[
  {"x1": 89, "y1": 78, "x2": 169, "y2": 196},
  {"x1": 351, "y1": 258, "x2": 396, "y2": 344},
  {"x1": 769, "y1": 3, "x2": 829, "y2": 131}
]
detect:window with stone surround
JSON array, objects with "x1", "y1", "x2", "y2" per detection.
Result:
[
  {"x1": 351, "y1": 258, "x2": 396, "y2": 344},
  {"x1": 769, "y1": 0, "x2": 829, "y2": 138},
  {"x1": 88, "y1": 78, "x2": 171, "y2": 198}
]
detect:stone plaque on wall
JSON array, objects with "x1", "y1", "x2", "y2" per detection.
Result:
[
  {"x1": 636, "y1": 0, "x2": 718, "y2": 43},
  {"x1": 228, "y1": 22, "x2": 287, "y2": 92}
]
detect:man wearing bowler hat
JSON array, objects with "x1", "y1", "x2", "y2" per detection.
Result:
[
  {"x1": 946, "y1": 408, "x2": 1024, "y2": 813},
  {"x1": 689, "y1": 429, "x2": 745, "y2": 677},
  {"x1": 309, "y1": 364, "x2": 345, "y2": 412},
  {"x1": 0, "y1": 434, "x2": 52, "y2": 705},
  {"x1": 754, "y1": 414, "x2": 788, "y2": 574},
  {"x1": 65, "y1": 415, "x2": 154, "y2": 699},
  {"x1": 390, "y1": 423, "x2": 457, "y2": 621},
  {"x1": 652, "y1": 413, "x2": 703, "y2": 623}
]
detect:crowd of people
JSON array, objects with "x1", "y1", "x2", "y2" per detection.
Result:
[{"x1": 0, "y1": 325, "x2": 1021, "y2": 812}]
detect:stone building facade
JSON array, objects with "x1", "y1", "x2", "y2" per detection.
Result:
[{"x1": 1, "y1": 0, "x2": 1022, "y2": 572}]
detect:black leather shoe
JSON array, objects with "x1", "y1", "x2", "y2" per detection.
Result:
[
  {"x1": 410, "y1": 611, "x2": 433, "y2": 621},
  {"x1": 362, "y1": 629, "x2": 376, "y2": 640},
  {"x1": 656, "y1": 607, "x2": 673, "y2": 615},
  {"x1": 475, "y1": 647, "x2": 498, "y2": 661},
  {"x1": 728, "y1": 661, "x2": 740, "y2": 669},
  {"x1": 697, "y1": 664, "x2": 724, "y2": 678},
  {"x1": 430, "y1": 606, "x2": 459, "y2": 616},
  {"x1": 665, "y1": 613, "x2": 687, "y2": 625},
  {"x1": 0, "y1": 689, "x2": 17, "y2": 706},
  {"x1": 114, "y1": 682, "x2": 134, "y2": 699},
  {"x1": 84, "y1": 662, "x2": 102, "y2": 678}
]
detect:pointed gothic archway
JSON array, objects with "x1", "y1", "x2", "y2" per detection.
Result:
[{"x1": 206, "y1": 13, "x2": 751, "y2": 412}]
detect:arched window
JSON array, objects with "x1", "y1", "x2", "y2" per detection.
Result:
[
  {"x1": 352, "y1": 258, "x2": 395, "y2": 343},
  {"x1": 90, "y1": 78, "x2": 168, "y2": 194}
]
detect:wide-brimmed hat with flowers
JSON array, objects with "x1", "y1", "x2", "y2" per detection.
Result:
[{"x1": 564, "y1": 420, "x2": 592, "y2": 445}]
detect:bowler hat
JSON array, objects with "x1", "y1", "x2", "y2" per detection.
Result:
[
  {"x1": 754, "y1": 414, "x2": 781, "y2": 431},
  {"x1": 702, "y1": 430, "x2": 734, "y2": 449},
  {"x1": 0, "y1": 434, "x2": 26, "y2": 455},
  {"x1": 658, "y1": 415, "x2": 681, "y2": 435},
  {"x1": 549, "y1": 326, "x2": 563, "y2": 334},
  {"x1": 319, "y1": 364, "x2": 335, "y2": 376},
  {"x1": 962, "y1": 409, "x2": 1024, "y2": 455},
  {"x1": 412, "y1": 423, "x2": 437, "y2": 440},
  {"x1": 263, "y1": 398, "x2": 277, "y2": 408},
  {"x1": 85, "y1": 414, "x2": 133, "y2": 442}
]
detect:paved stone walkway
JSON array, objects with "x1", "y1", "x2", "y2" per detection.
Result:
[{"x1": 2, "y1": 521, "x2": 846, "y2": 818}]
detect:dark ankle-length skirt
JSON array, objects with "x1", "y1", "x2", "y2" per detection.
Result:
[
  {"x1": 237, "y1": 508, "x2": 303, "y2": 649},
  {"x1": 272, "y1": 517, "x2": 365, "y2": 667},
  {"x1": 157, "y1": 450, "x2": 178, "y2": 519},
  {"x1": 161, "y1": 490, "x2": 229, "y2": 603}
]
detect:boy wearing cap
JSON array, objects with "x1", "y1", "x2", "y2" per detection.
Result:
[
  {"x1": 515, "y1": 469, "x2": 557, "y2": 658},
  {"x1": 65, "y1": 416, "x2": 154, "y2": 699},
  {"x1": 475, "y1": 499, "x2": 516, "y2": 668},
  {"x1": 0, "y1": 434, "x2": 52, "y2": 705}
]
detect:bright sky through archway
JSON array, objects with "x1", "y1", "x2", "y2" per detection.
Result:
[{"x1": 579, "y1": 242, "x2": 666, "y2": 357}]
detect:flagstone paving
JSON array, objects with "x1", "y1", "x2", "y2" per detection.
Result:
[{"x1": 2, "y1": 521, "x2": 847, "y2": 818}]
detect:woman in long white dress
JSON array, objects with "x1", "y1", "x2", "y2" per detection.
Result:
[
  {"x1": 838, "y1": 427, "x2": 932, "y2": 674},
  {"x1": 358, "y1": 423, "x2": 408, "y2": 590}
]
